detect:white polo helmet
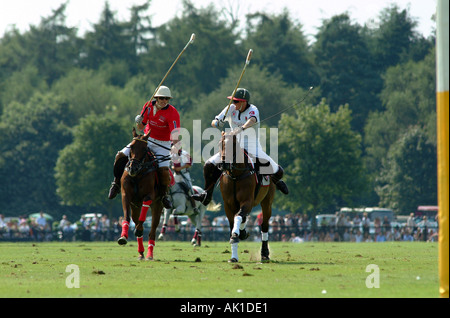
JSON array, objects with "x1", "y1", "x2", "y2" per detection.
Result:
[{"x1": 154, "y1": 86, "x2": 172, "y2": 98}]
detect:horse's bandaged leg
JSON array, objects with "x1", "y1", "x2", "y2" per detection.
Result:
[
  {"x1": 121, "y1": 221, "x2": 130, "y2": 238},
  {"x1": 231, "y1": 242, "x2": 239, "y2": 261},
  {"x1": 139, "y1": 200, "x2": 152, "y2": 222},
  {"x1": 137, "y1": 236, "x2": 144, "y2": 253},
  {"x1": 261, "y1": 231, "x2": 269, "y2": 241},
  {"x1": 232, "y1": 215, "x2": 243, "y2": 236},
  {"x1": 147, "y1": 239, "x2": 155, "y2": 259}
]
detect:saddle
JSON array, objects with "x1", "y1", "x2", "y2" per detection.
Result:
[{"x1": 242, "y1": 151, "x2": 271, "y2": 199}]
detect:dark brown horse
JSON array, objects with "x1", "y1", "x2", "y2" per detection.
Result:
[
  {"x1": 219, "y1": 132, "x2": 275, "y2": 262},
  {"x1": 117, "y1": 128, "x2": 164, "y2": 260}
]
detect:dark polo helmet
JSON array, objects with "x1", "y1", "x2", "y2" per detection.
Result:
[{"x1": 227, "y1": 88, "x2": 250, "y2": 102}]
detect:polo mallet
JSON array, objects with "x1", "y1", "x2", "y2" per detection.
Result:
[
  {"x1": 140, "y1": 33, "x2": 196, "y2": 117},
  {"x1": 223, "y1": 49, "x2": 253, "y2": 118}
]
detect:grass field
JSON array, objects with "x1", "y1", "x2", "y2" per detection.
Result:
[{"x1": 0, "y1": 240, "x2": 439, "y2": 298}]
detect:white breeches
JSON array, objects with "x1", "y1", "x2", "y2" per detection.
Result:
[
  {"x1": 207, "y1": 141, "x2": 278, "y2": 175},
  {"x1": 121, "y1": 137, "x2": 171, "y2": 168}
]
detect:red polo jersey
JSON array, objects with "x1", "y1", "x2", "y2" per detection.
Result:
[{"x1": 141, "y1": 100, "x2": 180, "y2": 141}]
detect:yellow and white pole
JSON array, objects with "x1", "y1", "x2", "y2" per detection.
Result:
[{"x1": 436, "y1": 0, "x2": 449, "y2": 299}]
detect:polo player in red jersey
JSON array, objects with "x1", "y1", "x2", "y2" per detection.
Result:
[{"x1": 108, "y1": 86, "x2": 180, "y2": 210}]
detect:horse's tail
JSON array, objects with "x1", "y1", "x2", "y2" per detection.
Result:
[{"x1": 206, "y1": 200, "x2": 221, "y2": 212}]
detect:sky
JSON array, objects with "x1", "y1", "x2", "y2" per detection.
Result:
[{"x1": 0, "y1": 0, "x2": 437, "y2": 42}]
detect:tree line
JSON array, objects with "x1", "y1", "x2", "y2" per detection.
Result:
[{"x1": 0, "y1": 0, "x2": 437, "y2": 220}]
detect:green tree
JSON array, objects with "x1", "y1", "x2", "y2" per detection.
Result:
[
  {"x1": 313, "y1": 14, "x2": 381, "y2": 133},
  {"x1": 277, "y1": 100, "x2": 367, "y2": 215},
  {"x1": 364, "y1": 48, "x2": 436, "y2": 172},
  {"x1": 0, "y1": 65, "x2": 48, "y2": 108},
  {"x1": 50, "y1": 67, "x2": 139, "y2": 126},
  {"x1": 140, "y1": 0, "x2": 240, "y2": 106},
  {"x1": 81, "y1": 2, "x2": 135, "y2": 70},
  {"x1": 0, "y1": 3, "x2": 79, "y2": 110},
  {"x1": 55, "y1": 113, "x2": 130, "y2": 212},
  {"x1": 369, "y1": 4, "x2": 426, "y2": 70},
  {"x1": 376, "y1": 126, "x2": 437, "y2": 213},
  {"x1": 0, "y1": 93, "x2": 72, "y2": 214},
  {"x1": 245, "y1": 10, "x2": 319, "y2": 89}
]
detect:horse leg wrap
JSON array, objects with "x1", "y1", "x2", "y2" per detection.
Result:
[
  {"x1": 231, "y1": 242, "x2": 239, "y2": 261},
  {"x1": 261, "y1": 231, "x2": 269, "y2": 241},
  {"x1": 147, "y1": 239, "x2": 155, "y2": 259},
  {"x1": 139, "y1": 200, "x2": 152, "y2": 222},
  {"x1": 121, "y1": 221, "x2": 130, "y2": 238},
  {"x1": 232, "y1": 215, "x2": 243, "y2": 236},
  {"x1": 261, "y1": 232, "x2": 270, "y2": 260},
  {"x1": 137, "y1": 236, "x2": 144, "y2": 254}
]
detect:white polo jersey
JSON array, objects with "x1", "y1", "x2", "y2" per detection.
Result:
[
  {"x1": 210, "y1": 103, "x2": 278, "y2": 174},
  {"x1": 215, "y1": 104, "x2": 261, "y2": 151}
]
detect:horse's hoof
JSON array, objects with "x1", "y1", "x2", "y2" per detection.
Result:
[
  {"x1": 229, "y1": 233, "x2": 239, "y2": 244},
  {"x1": 228, "y1": 258, "x2": 238, "y2": 263},
  {"x1": 117, "y1": 236, "x2": 128, "y2": 245},
  {"x1": 239, "y1": 229, "x2": 250, "y2": 241}
]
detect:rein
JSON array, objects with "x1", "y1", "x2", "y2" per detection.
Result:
[
  {"x1": 219, "y1": 134, "x2": 255, "y2": 181},
  {"x1": 126, "y1": 139, "x2": 158, "y2": 177}
]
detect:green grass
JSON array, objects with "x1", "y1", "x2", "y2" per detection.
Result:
[{"x1": 0, "y1": 241, "x2": 439, "y2": 298}]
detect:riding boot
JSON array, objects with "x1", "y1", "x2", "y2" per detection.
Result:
[
  {"x1": 192, "y1": 162, "x2": 222, "y2": 206},
  {"x1": 271, "y1": 165, "x2": 289, "y2": 195},
  {"x1": 108, "y1": 151, "x2": 128, "y2": 199},
  {"x1": 157, "y1": 167, "x2": 173, "y2": 209}
]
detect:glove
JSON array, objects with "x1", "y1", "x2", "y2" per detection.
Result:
[
  {"x1": 230, "y1": 126, "x2": 244, "y2": 135},
  {"x1": 214, "y1": 119, "x2": 225, "y2": 128},
  {"x1": 135, "y1": 115, "x2": 143, "y2": 124}
]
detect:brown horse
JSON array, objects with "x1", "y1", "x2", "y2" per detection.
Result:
[
  {"x1": 117, "y1": 128, "x2": 165, "y2": 260},
  {"x1": 219, "y1": 132, "x2": 275, "y2": 262}
]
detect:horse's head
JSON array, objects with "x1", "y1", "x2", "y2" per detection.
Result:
[
  {"x1": 125, "y1": 128, "x2": 152, "y2": 177},
  {"x1": 219, "y1": 132, "x2": 248, "y2": 174}
]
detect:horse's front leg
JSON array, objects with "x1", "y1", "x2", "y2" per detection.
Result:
[
  {"x1": 158, "y1": 208, "x2": 171, "y2": 240},
  {"x1": 260, "y1": 196, "x2": 273, "y2": 262},
  {"x1": 130, "y1": 204, "x2": 146, "y2": 260},
  {"x1": 231, "y1": 201, "x2": 252, "y2": 241},
  {"x1": 191, "y1": 207, "x2": 204, "y2": 246},
  {"x1": 146, "y1": 202, "x2": 163, "y2": 261},
  {"x1": 118, "y1": 183, "x2": 132, "y2": 245}
]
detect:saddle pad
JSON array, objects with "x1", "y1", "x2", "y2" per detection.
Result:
[
  {"x1": 261, "y1": 175, "x2": 271, "y2": 187},
  {"x1": 169, "y1": 169, "x2": 176, "y2": 186}
]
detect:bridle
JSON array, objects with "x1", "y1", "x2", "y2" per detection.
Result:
[
  {"x1": 219, "y1": 134, "x2": 255, "y2": 181},
  {"x1": 125, "y1": 137, "x2": 157, "y2": 177}
]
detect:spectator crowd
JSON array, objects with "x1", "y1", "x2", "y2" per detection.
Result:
[{"x1": 0, "y1": 211, "x2": 438, "y2": 243}]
